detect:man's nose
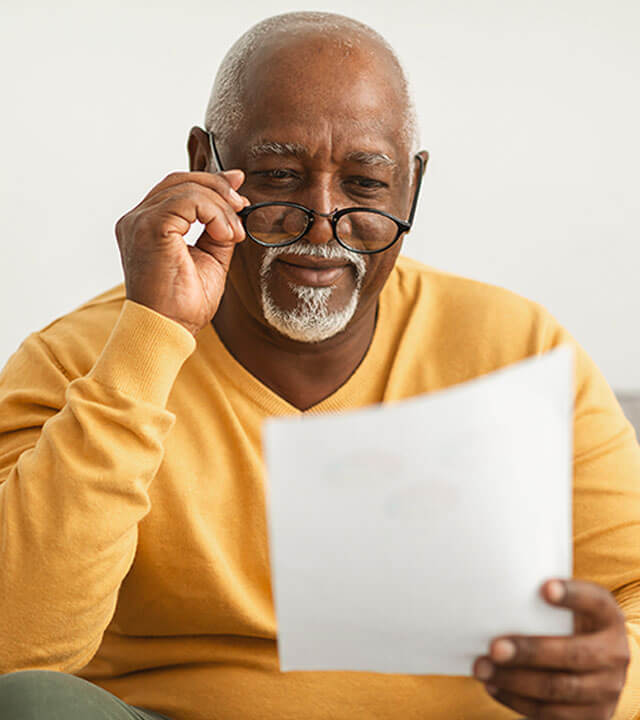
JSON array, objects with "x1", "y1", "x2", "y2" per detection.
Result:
[
  {"x1": 304, "y1": 210, "x2": 335, "y2": 245},
  {"x1": 301, "y1": 182, "x2": 336, "y2": 245}
]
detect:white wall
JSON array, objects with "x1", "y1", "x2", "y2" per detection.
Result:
[{"x1": 1, "y1": 0, "x2": 638, "y2": 389}]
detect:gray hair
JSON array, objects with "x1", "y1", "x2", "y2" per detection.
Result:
[{"x1": 204, "y1": 11, "x2": 419, "y2": 159}]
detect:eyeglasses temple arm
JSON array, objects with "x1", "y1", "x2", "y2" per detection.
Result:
[
  {"x1": 208, "y1": 131, "x2": 225, "y2": 172},
  {"x1": 407, "y1": 154, "x2": 425, "y2": 227}
]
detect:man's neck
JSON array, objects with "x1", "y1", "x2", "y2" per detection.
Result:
[{"x1": 212, "y1": 286, "x2": 378, "y2": 411}]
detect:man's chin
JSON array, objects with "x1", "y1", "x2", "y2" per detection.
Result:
[{"x1": 260, "y1": 282, "x2": 360, "y2": 344}]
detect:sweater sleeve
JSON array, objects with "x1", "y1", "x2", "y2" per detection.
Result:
[
  {"x1": 0, "y1": 299, "x2": 196, "y2": 674},
  {"x1": 542, "y1": 316, "x2": 640, "y2": 719}
]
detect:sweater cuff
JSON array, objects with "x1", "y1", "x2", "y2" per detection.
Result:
[{"x1": 87, "y1": 299, "x2": 197, "y2": 406}]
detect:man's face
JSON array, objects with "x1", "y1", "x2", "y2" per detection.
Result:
[{"x1": 217, "y1": 35, "x2": 419, "y2": 344}]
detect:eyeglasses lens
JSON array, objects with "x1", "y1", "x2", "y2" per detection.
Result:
[
  {"x1": 245, "y1": 205, "x2": 308, "y2": 245},
  {"x1": 244, "y1": 204, "x2": 400, "y2": 252},
  {"x1": 335, "y1": 211, "x2": 399, "y2": 252}
]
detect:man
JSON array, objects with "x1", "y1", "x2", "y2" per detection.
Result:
[{"x1": 0, "y1": 10, "x2": 639, "y2": 720}]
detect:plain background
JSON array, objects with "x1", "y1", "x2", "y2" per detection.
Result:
[{"x1": 1, "y1": 0, "x2": 638, "y2": 390}]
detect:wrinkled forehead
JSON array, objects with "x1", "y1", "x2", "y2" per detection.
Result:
[{"x1": 237, "y1": 32, "x2": 410, "y2": 156}]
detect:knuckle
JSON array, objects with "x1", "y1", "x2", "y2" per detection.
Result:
[
  {"x1": 566, "y1": 641, "x2": 594, "y2": 669},
  {"x1": 545, "y1": 672, "x2": 579, "y2": 701},
  {"x1": 211, "y1": 171, "x2": 232, "y2": 187},
  {"x1": 612, "y1": 643, "x2": 630, "y2": 670},
  {"x1": 594, "y1": 593, "x2": 612, "y2": 618},
  {"x1": 133, "y1": 212, "x2": 153, "y2": 235},
  {"x1": 602, "y1": 631, "x2": 630, "y2": 670},
  {"x1": 225, "y1": 204, "x2": 242, "y2": 225},
  {"x1": 211, "y1": 175, "x2": 235, "y2": 199},
  {"x1": 176, "y1": 182, "x2": 203, "y2": 200},
  {"x1": 115, "y1": 212, "x2": 137, "y2": 246},
  {"x1": 516, "y1": 638, "x2": 534, "y2": 664},
  {"x1": 164, "y1": 170, "x2": 185, "y2": 183},
  {"x1": 184, "y1": 180, "x2": 228, "y2": 205}
]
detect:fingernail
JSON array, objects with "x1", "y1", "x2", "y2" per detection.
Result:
[
  {"x1": 474, "y1": 659, "x2": 494, "y2": 681},
  {"x1": 547, "y1": 580, "x2": 565, "y2": 603},
  {"x1": 229, "y1": 188, "x2": 242, "y2": 203},
  {"x1": 491, "y1": 639, "x2": 516, "y2": 663}
]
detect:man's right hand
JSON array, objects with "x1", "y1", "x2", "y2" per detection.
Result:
[{"x1": 115, "y1": 170, "x2": 250, "y2": 337}]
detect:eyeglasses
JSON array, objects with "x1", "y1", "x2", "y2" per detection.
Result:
[{"x1": 207, "y1": 132, "x2": 424, "y2": 255}]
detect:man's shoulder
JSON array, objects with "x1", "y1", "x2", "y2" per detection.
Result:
[
  {"x1": 35, "y1": 283, "x2": 128, "y2": 379},
  {"x1": 378, "y1": 257, "x2": 570, "y2": 396},
  {"x1": 389, "y1": 255, "x2": 551, "y2": 325}
]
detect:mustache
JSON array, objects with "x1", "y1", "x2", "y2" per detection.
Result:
[{"x1": 259, "y1": 241, "x2": 367, "y2": 281}]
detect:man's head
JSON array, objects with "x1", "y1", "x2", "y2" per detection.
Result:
[{"x1": 188, "y1": 11, "x2": 428, "y2": 345}]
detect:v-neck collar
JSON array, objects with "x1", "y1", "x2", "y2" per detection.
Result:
[{"x1": 195, "y1": 287, "x2": 391, "y2": 417}]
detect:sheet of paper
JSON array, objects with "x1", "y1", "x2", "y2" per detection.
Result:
[{"x1": 264, "y1": 345, "x2": 574, "y2": 676}]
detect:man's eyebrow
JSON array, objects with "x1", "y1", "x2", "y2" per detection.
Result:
[
  {"x1": 246, "y1": 143, "x2": 397, "y2": 169},
  {"x1": 345, "y1": 150, "x2": 396, "y2": 168},
  {"x1": 247, "y1": 142, "x2": 308, "y2": 159}
]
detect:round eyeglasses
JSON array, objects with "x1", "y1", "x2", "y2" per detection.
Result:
[
  {"x1": 208, "y1": 132, "x2": 425, "y2": 255},
  {"x1": 238, "y1": 202, "x2": 410, "y2": 254}
]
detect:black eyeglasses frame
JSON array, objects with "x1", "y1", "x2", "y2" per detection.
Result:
[{"x1": 207, "y1": 131, "x2": 425, "y2": 255}]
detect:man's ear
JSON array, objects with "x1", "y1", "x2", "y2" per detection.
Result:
[
  {"x1": 409, "y1": 150, "x2": 429, "y2": 207},
  {"x1": 417, "y1": 150, "x2": 429, "y2": 177},
  {"x1": 187, "y1": 126, "x2": 211, "y2": 171}
]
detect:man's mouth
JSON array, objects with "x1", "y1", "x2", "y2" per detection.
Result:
[{"x1": 273, "y1": 256, "x2": 351, "y2": 286}]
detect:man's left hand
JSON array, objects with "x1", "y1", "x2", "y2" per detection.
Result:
[{"x1": 473, "y1": 579, "x2": 630, "y2": 719}]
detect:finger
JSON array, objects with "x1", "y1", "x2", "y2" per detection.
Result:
[
  {"x1": 141, "y1": 171, "x2": 250, "y2": 211},
  {"x1": 192, "y1": 195, "x2": 247, "y2": 252},
  {"x1": 474, "y1": 657, "x2": 624, "y2": 704},
  {"x1": 542, "y1": 579, "x2": 626, "y2": 631},
  {"x1": 142, "y1": 188, "x2": 245, "y2": 247},
  {"x1": 488, "y1": 632, "x2": 612, "y2": 672},
  {"x1": 146, "y1": 180, "x2": 244, "y2": 219},
  {"x1": 192, "y1": 226, "x2": 242, "y2": 275},
  {"x1": 182, "y1": 188, "x2": 246, "y2": 242},
  {"x1": 218, "y1": 169, "x2": 246, "y2": 190},
  {"x1": 485, "y1": 686, "x2": 611, "y2": 720}
]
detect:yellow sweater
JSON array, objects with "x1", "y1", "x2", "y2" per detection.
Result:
[{"x1": 1, "y1": 256, "x2": 640, "y2": 720}]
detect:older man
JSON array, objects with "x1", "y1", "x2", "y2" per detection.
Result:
[{"x1": 1, "y1": 10, "x2": 639, "y2": 720}]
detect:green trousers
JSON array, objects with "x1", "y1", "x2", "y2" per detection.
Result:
[{"x1": 0, "y1": 671, "x2": 173, "y2": 719}]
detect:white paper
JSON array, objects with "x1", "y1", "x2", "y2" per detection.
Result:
[{"x1": 264, "y1": 345, "x2": 574, "y2": 676}]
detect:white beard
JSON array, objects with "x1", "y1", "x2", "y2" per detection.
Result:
[{"x1": 259, "y1": 243, "x2": 367, "y2": 343}]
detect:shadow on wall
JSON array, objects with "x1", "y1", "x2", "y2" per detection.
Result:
[{"x1": 617, "y1": 393, "x2": 640, "y2": 440}]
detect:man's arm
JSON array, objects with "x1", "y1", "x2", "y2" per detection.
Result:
[
  {"x1": 0, "y1": 300, "x2": 195, "y2": 673},
  {"x1": 0, "y1": 164, "x2": 252, "y2": 673},
  {"x1": 570, "y1": 320, "x2": 640, "y2": 719},
  {"x1": 472, "y1": 314, "x2": 640, "y2": 719}
]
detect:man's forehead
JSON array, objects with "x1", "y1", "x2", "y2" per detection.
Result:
[
  {"x1": 206, "y1": 17, "x2": 418, "y2": 166},
  {"x1": 236, "y1": 79, "x2": 408, "y2": 164},
  {"x1": 241, "y1": 34, "x2": 404, "y2": 122},
  {"x1": 217, "y1": 30, "x2": 413, "y2": 165}
]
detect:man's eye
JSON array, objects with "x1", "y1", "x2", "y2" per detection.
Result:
[
  {"x1": 255, "y1": 169, "x2": 299, "y2": 181},
  {"x1": 347, "y1": 177, "x2": 388, "y2": 191}
]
